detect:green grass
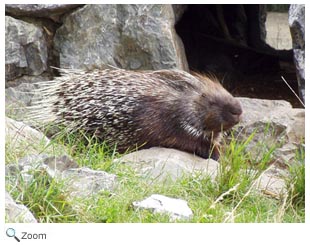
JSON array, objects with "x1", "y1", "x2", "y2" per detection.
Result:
[{"x1": 5, "y1": 128, "x2": 305, "y2": 223}]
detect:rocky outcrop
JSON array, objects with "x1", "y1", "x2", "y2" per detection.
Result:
[
  {"x1": 5, "y1": 4, "x2": 188, "y2": 94},
  {"x1": 54, "y1": 4, "x2": 188, "y2": 71}
]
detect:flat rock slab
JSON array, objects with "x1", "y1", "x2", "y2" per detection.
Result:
[
  {"x1": 133, "y1": 194, "x2": 193, "y2": 221},
  {"x1": 117, "y1": 147, "x2": 219, "y2": 182},
  {"x1": 60, "y1": 167, "x2": 117, "y2": 199},
  {"x1": 5, "y1": 191, "x2": 37, "y2": 223}
]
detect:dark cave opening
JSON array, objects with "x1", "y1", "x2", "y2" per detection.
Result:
[{"x1": 175, "y1": 4, "x2": 301, "y2": 107}]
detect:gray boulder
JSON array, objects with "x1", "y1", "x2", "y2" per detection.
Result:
[
  {"x1": 236, "y1": 97, "x2": 304, "y2": 165},
  {"x1": 54, "y1": 4, "x2": 188, "y2": 71},
  {"x1": 116, "y1": 147, "x2": 219, "y2": 182},
  {"x1": 5, "y1": 16, "x2": 48, "y2": 82},
  {"x1": 289, "y1": 4, "x2": 305, "y2": 103}
]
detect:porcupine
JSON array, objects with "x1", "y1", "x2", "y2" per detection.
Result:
[{"x1": 29, "y1": 68, "x2": 242, "y2": 160}]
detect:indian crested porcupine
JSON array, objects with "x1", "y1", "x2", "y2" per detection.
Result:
[{"x1": 29, "y1": 68, "x2": 242, "y2": 160}]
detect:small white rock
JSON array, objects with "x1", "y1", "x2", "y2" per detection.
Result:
[{"x1": 133, "y1": 194, "x2": 193, "y2": 221}]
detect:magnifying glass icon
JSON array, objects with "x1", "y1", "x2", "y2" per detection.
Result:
[{"x1": 6, "y1": 228, "x2": 20, "y2": 242}]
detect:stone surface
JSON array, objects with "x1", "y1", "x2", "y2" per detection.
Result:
[
  {"x1": 265, "y1": 12, "x2": 292, "y2": 50},
  {"x1": 6, "y1": 153, "x2": 117, "y2": 200},
  {"x1": 5, "y1": 117, "x2": 51, "y2": 155},
  {"x1": 116, "y1": 147, "x2": 219, "y2": 182},
  {"x1": 289, "y1": 4, "x2": 305, "y2": 102},
  {"x1": 5, "y1": 82, "x2": 38, "y2": 120},
  {"x1": 256, "y1": 164, "x2": 289, "y2": 198},
  {"x1": 236, "y1": 97, "x2": 304, "y2": 164},
  {"x1": 6, "y1": 154, "x2": 53, "y2": 185},
  {"x1": 6, "y1": 4, "x2": 83, "y2": 21},
  {"x1": 5, "y1": 74, "x2": 52, "y2": 89},
  {"x1": 133, "y1": 194, "x2": 193, "y2": 221},
  {"x1": 44, "y1": 155, "x2": 79, "y2": 176},
  {"x1": 172, "y1": 4, "x2": 187, "y2": 23},
  {"x1": 60, "y1": 167, "x2": 117, "y2": 199},
  {"x1": 5, "y1": 191, "x2": 37, "y2": 223},
  {"x1": 5, "y1": 16, "x2": 48, "y2": 81},
  {"x1": 54, "y1": 4, "x2": 188, "y2": 71}
]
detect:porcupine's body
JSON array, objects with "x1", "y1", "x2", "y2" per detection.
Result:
[{"x1": 30, "y1": 68, "x2": 242, "y2": 160}]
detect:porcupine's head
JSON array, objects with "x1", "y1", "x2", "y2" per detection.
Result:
[{"x1": 192, "y1": 73, "x2": 242, "y2": 135}]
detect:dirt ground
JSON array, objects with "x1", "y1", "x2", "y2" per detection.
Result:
[{"x1": 232, "y1": 70, "x2": 302, "y2": 108}]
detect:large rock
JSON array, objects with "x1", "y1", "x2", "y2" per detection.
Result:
[
  {"x1": 54, "y1": 4, "x2": 188, "y2": 71},
  {"x1": 5, "y1": 191, "x2": 37, "y2": 223},
  {"x1": 5, "y1": 4, "x2": 83, "y2": 21},
  {"x1": 236, "y1": 97, "x2": 304, "y2": 164},
  {"x1": 5, "y1": 16, "x2": 48, "y2": 82},
  {"x1": 238, "y1": 98, "x2": 304, "y2": 141},
  {"x1": 116, "y1": 147, "x2": 219, "y2": 182},
  {"x1": 289, "y1": 4, "x2": 305, "y2": 103}
]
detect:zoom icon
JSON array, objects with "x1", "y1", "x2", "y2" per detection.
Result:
[{"x1": 6, "y1": 228, "x2": 20, "y2": 242}]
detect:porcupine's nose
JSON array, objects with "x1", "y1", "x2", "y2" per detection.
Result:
[
  {"x1": 231, "y1": 107, "x2": 242, "y2": 124},
  {"x1": 223, "y1": 101, "x2": 242, "y2": 129}
]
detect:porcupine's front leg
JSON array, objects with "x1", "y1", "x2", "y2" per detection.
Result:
[
  {"x1": 209, "y1": 142, "x2": 221, "y2": 161},
  {"x1": 194, "y1": 141, "x2": 220, "y2": 160},
  {"x1": 163, "y1": 134, "x2": 220, "y2": 160}
]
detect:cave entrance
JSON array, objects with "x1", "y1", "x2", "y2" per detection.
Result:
[{"x1": 175, "y1": 4, "x2": 301, "y2": 107}]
